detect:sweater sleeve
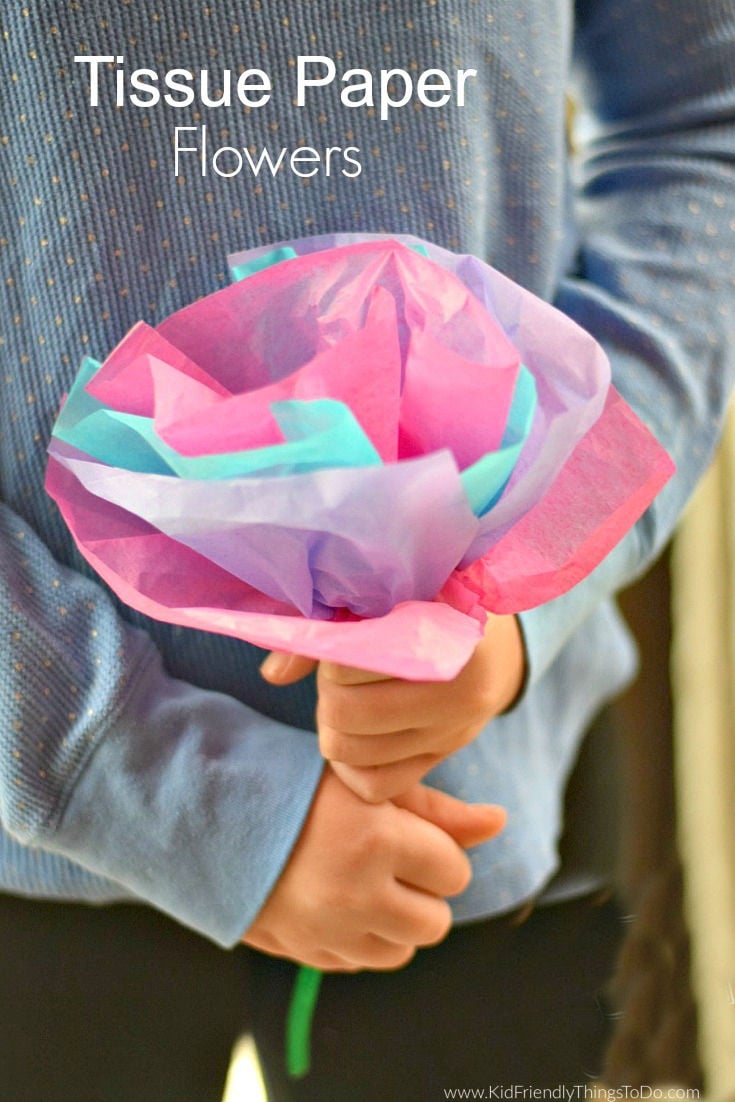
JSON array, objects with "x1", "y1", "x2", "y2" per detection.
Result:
[
  {"x1": 519, "y1": 0, "x2": 735, "y2": 687},
  {"x1": 0, "y1": 501, "x2": 324, "y2": 947}
]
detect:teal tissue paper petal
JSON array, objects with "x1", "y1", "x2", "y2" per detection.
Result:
[
  {"x1": 51, "y1": 358, "x2": 175, "y2": 475},
  {"x1": 230, "y1": 245, "x2": 298, "y2": 282},
  {"x1": 55, "y1": 371, "x2": 383, "y2": 480}
]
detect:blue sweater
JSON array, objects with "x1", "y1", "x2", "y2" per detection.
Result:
[{"x1": 1, "y1": 1, "x2": 734, "y2": 946}]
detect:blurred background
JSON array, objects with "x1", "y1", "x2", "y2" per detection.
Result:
[{"x1": 669, "y1": 407, "x2": 735, "y2": 1098}]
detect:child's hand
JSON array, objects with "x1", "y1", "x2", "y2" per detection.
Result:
[
  {"x1": 260, "y1": 613, "x2": 525, "y2": 803},
  {"x1": 242, "y1": 766, "x2": 505, "y2": 971}
]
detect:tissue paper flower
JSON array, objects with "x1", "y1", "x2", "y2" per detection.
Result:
[{"x1": 45, "y1": 235, "x2": 674, "y2": 680}]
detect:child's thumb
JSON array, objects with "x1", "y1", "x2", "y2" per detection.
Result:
[{"x1": 394, "y1": 785, "x2": 507, "y2": 849}]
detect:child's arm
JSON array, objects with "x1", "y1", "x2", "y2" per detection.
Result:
[{"x1": 261, "y1": 612, "x2": 525, "y2": 803}]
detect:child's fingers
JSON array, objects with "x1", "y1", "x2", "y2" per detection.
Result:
[
  {"x1": 332, "y1": 755, "x2": 441, "y2": 804},
  {"x1": 261, "y1": 653, "x2": 397, "y2": 687},
  {"x1": 259, "y1": 652, "x2": 318, "y2": 684},
  {"x1": 319, "y1": 661, "x2": 396, "y2": 686},
  {"x1": 319, "y1": 722, "x2": 481, "y2": 767}
]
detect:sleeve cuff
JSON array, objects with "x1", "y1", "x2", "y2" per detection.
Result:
[{"x1": 39, "y1": 647, "x2": 325, "y2": 947}]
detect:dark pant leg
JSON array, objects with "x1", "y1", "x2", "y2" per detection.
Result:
[
  {"x1": 0, "y1": 894, "x2": 251, "y2": 1102},
  {"x1": 246, "y1": 896, "x2": 624, "y2": 1102}
]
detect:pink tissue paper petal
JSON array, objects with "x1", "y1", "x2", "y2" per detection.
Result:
[
  {"x1": 454, "y1": 386, "x2": 676, "y2": 612},
  {"x1": 156, "y1": 285, "x2": 403, "y2": 461},
  {"x1": 86, "y1": 321, "x2": 231, "y2": 415},
  {"x1": 398, "y1": 325, "x2": 519, "y2": 464}
]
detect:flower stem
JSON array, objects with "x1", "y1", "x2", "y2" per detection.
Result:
[{"x1": 286, "y1": 965, "x2": 323, "y2": 1078}]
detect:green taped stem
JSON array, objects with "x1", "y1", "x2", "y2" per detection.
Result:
[{"x1": 286, "y1": 965, "x2": 323, "y2": 1078}]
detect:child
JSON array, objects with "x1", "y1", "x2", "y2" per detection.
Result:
[{"x1": 1, "y1": 1, "x2": 734, "y2": 1098}]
